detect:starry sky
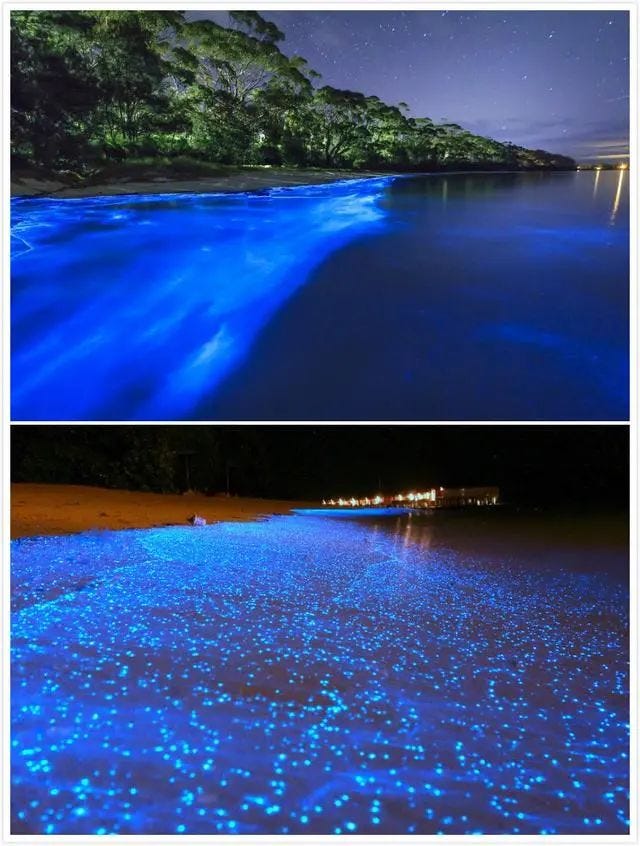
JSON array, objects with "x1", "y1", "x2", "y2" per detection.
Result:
[{"x1": 189, "y1": 10, "x2": 629, "y2": 162}]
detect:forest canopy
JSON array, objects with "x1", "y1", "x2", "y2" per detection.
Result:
[{"x1": 11, "y1": 10, "x2": 576, "y2": 174}]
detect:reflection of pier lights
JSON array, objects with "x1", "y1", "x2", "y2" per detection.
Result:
[
  {"x1": 611, "y1": 168, "x2": 626, "y2": 223},
  {"x1": 592, "y1": 167, "x2": 601, "y2": 198}
]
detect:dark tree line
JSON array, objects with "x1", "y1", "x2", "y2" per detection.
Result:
[
  {"x1": 12, "y1": 426, "x2": 627, "y2": 508},
  {"x1": 11, "y1": 10, "x2": 576, "y2": 174}
]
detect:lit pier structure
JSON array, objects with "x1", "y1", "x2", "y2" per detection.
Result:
[{"x1": 323, "y1": 486, "x2": 499, "y2": 510}]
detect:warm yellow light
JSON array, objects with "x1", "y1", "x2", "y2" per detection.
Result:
[
  {"x1": 328, "y1": 486, "x2": 501, "y2": 510},
  {"x1": 593, "y1": 167, "x2": 601, "y2": 198},
  {"x1": 618, "y1": 162, "x2": 628, "y2": 170},
  {"x1": 611, "y1": 167, "x2": 625, "y2": 222}
]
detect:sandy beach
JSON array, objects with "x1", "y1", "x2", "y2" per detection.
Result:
[
  {"x1": 10, "y1": 483, "x2": 312, "y2": 538},
  {"x1": 11, "y1": 167, "x2": 387, "y2": 198}
]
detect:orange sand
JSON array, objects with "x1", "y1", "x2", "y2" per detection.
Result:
[{"x1": 11, "y1": 483, "x2": 313, "y2": 539}]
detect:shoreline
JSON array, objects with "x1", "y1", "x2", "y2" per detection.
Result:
[
  {"x1": 9, "y1": 165, "x2": 581, "y2": 200},
  {"x1": 10, "y1": 483, "x2": 314, "y2": 539},
  {"x1": 10, "y1": 167, "x2": 390, "y2": 199}
]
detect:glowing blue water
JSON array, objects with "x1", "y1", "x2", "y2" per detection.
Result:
[
  {"x1": 294, "y1": 507, "x2": 410, "y2": 518},
  {"x1": 11, "y1": 171, "x2": 629, "y2": 421},
  {"x1": 11, "y1": 179, "x2": 390, "y2": 420},
  {"x1": 11, "y1": 515, "x2": 629, "y2": 835}
]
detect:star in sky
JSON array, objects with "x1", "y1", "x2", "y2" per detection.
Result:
[{"x1": 188, "y1": 10, "x2": 629, "y2": 161}]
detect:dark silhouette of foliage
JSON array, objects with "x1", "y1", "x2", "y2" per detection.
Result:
[
  {"x1": 11, "y1": 426, "x2": 627, "y2": 508},
  {"x1": 11, "y1": 10, "x2": 576, "y2": 174}
]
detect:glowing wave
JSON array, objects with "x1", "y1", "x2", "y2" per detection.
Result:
[{"x1": 11, "y1": 179, "x2": 393, "y2": 420}]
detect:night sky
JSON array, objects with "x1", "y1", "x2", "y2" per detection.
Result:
[
  {"x1": 190, "y1": 10, "x2": 630, "y2": 162},
  {"x1": 12, "y1": 426, "x2": 629, "y2": 508}
]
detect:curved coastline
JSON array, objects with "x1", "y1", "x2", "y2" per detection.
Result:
[
  {"x1": 10, "y1": 168, "x2": 395, "y2": 200},
  {"x1": 9, "y1": 166, "x2": 579, "y2": 200},
  {"x1": 10, "y1": 483, "x2": 313, "y2": 539}
]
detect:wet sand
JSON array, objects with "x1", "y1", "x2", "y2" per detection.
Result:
[
  {"x1": 11, "y1": 483, "x2": 312, "y2": 539},
  {"x1": 11, "y1": 508, "x2": 629, "y2": 835},
  {"x1": 11, "y1": 168, "x2": 386, "y2": 198}
]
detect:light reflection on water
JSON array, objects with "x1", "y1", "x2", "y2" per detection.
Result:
[
  {"x1": 11, "y1": 171, "x2": 629, "y2": 421},
  {"x1": 610, "y1": 169, "x2": 626, "y2": 223},
  {"x1": 198, "y1": 171, "x2": 630, "y2": 421},
  {"x1": 592, "y1": 168, "x2": 601, "y2": 199},
  {"x1": 11, "y1": 514, "x2": 629, "y2": 835}
]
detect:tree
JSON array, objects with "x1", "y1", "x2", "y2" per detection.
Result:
[
  {"x1": 87, "y1": 11, "x2": 183, "y2": 150},
  {"x1": 11, "y1": 11, "x2": 98, "y2": 166},
  {"x1": 180, "y1": 15, "x2": 311, "y2": 162},
  {"x1": 10, "y1": 9, "x2": 576, "y2": 174},
  {"x1": 305, "y1": 87, "x2": 372, "y2": 166}
]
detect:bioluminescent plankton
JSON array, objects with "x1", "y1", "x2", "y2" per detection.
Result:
[{"x1": 11, "y1": 515, "x2": 629, "y2": 835}]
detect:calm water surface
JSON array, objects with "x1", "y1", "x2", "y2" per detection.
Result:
[
  {"x1": 11, "y1": 171, "x2": 629, "y2": 420},
  {"x1": 12, "y1": 512, "x2": 629, "y2": 834}
]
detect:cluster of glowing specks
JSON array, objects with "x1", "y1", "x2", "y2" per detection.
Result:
[
  {"x1": 10, "y1": 178, "x2": 392, "y2": 421},
  {"x1": 11, "y1": 516, "x2": 628, "y2": 834}
]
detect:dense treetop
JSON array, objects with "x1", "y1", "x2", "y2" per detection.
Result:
[{"x1": 11, "y1": 10, "x2": 575, "y2": 173}]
